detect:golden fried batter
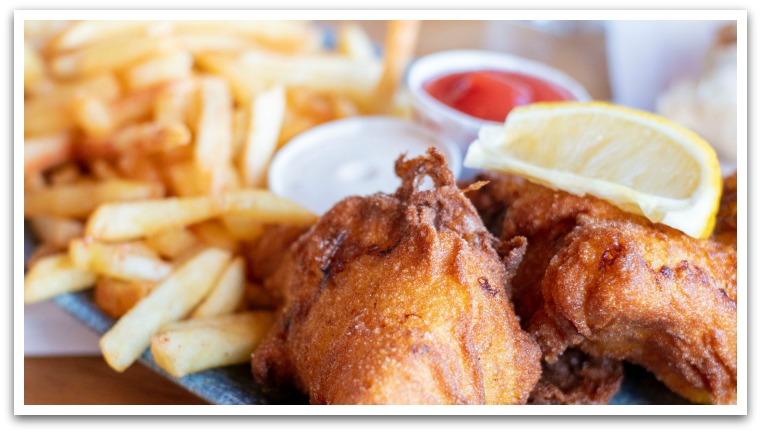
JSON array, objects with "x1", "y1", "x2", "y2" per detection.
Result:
[
  {"x1": 713, "y1": 173, "x2": 737, "y2": 246},
  {"x1": 251, "y1": 150, "x2": 541, "y2": 404},
  {"x1": 531, "y1": 216, "x2": 737, "y2": 404},
  {"x1": 467, "y1": 172, "x2": 737, "y2": 405},
  {"x1": 528, "y1": 348, "x2": 623, "y2": 405}
]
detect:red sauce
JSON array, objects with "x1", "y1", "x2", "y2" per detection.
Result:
[{"x1": 423, "y1": 70, "x2": 576, "y2": 122}]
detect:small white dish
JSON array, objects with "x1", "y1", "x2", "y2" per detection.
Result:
[
  {"x1": 406, "y1": 50, "x2": 592, "y2": 159},
  {"x1": 268, "y1": 116, "x2": 461, "y2": 215}
]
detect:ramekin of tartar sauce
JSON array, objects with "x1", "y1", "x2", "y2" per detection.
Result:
[
  {"x1": 268, "y1": 116, "x2": 461, "y2": 215},
  {"x1": 406, "y1": 50, "x2": 592, "y2": 157}
]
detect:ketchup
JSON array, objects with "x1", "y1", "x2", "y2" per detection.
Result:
[{"x1": 423, "y1": 70, "x2": 576, "y2": 122}]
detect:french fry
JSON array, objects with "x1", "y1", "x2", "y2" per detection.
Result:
[
  {"x1": 71, "y1": 96, "x2": 114, "y2": 138},
  {"x1": 172, "y1": 20, "x2": 319, "y2": 53},
  {"x1": 115, "y1": 154, "x2": 164, "y2": 184},
  {"x1": 99, "y1": 247, "x2": 231, "y2": 372},
  {"x1": 218, "y1": 190, "x2": 318, "y2": 225},
  {"x1": 153, "y1": 78, "x2": 197, "y2": 124},
  {"x1": 85, "y1": 189, "x2": 316, "y2": 241},
  {"x1": 151, "y1": 311, "x2": 275, "y2": 377},
  {"x1": 84, "y1": 195, "x2": 219, "y2": 241},
  {"x1": 122, "y1": 51, "x2": 193, "y2": 91},
  {"x1": 24, "y1": 74, "x2": 121, "y2": 136},
  {"x1": 337, "y1": 22, "x2": 376, "y2": 61},
  {"x1": 25, "y1": 20, "x2": 72, "y2": 50},
  {"x1": 51, "y1": 20, "x2": 172, "y2": 52},
  {"x1": 69, "y1": 238, "x2": 173, "y2": 282},
  {"x1": 47, "y1": 163, "x2": 82, "y2": 186},
  {"x1": 373, "y1": 20, "x2": 421, "y2": 114},
  {"x1": 24, "y1": 253, "x2": 96, "y2": 304},
  {"x1": 166, "y1": 160, "x2": 204, "y2": 197},
  {"x1": 220, "y1": 215, "x2": 265, "y2": 241},
  {"x1": 25, "y1": 179, "x2": 165, "y2": 219},
  {"x1": 177, "y1": 33, "x2": 254, "y2": 55},
  {"x1": 88, "y1": 159, "x2": 121, "y2": 180},
  {"x1": 50, "y1": 36, "x2": 178, "y2": 79},
  {"x1": 24, "y1": 42, "x2": 45, "y2": 92},
  {"x1": 240, "y1": 85, "x2": 285, "y2": 188},
  {"x1": 236, "y1": 50, "x2": 382, "y2": 102},
  {"x1": 24, "y1": 133, "x2": 72, "y2": 175},
  {"x1": 191, "y1": 257, "x2": 246, "y2": 318},
  {"x1": 76, "y1": 121, "x2": 191, "y2": 158},
  {"x1": 29, "y1": 216, "x2": 84, "y2": 249},
  {"x1": 190, "y1": 220, "x2": 240, "y2": 254},
  {"x1": 145, "y1": 227, "x2": 199, "y2": 260},
  {"x1": 95, "y1": 277, "x2": 155, "y2": 318},
  {"x1": 193, "y1": 76, "x2": 234, "y2": 194}
]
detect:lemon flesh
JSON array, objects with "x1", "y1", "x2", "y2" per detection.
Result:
[{"x1": 464, "y1": 102, "x2": 722, "y2": 238}]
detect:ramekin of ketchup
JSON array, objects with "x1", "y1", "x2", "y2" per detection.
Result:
[{"x1": 406, "y1": 50, "x2": 591, "y2": 164}]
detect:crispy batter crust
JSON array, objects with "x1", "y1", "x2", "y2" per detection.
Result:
[{"x1": 251, "y1": 150, "x2": 541, "y2": 404}]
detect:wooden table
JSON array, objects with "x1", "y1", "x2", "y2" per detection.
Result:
[{"x1": 23, "y1": 19, "x2": 610, "y2": 406}]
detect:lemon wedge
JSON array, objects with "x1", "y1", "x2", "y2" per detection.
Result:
[{"x1": 463, "y1": 101, "x2": 722, "y2": 238}]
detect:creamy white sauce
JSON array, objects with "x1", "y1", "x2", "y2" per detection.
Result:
[{"x1": 268, "y1": 117, "x2": 461, "y2": 215}]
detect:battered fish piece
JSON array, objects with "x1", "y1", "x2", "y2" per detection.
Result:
[
  {"x1": 466, "y1": 172, "x2": 626, "y2": 404},
  {"x1": 467, "y1": 172, "x2": 737, "y2": 405},
  {"x1": 531, "y1": 217, "x2": 737, "y2": 405},
  {"x1": 528, "y1": 348, "x2": 623, "y2": 405},
  {"x1": 251, "y1": 149, "x2": 541, "y2": 404}
]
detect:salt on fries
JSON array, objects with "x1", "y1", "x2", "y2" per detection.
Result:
[{"x1": 23, "y1": 20, "x2": 420, "y2": 379}]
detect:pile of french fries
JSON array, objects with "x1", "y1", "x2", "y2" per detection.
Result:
[{"x1": 23, "y1": 20, "x2": 420, "y2": 378}]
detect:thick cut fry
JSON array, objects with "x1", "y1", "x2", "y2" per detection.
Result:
[
  {"x1": 193, "y1": 76, "x2": 234, "y2": 194},
  {"x1": 51, "y1": 36, "x2": 178, "y2": 78},
  {"x1": 76, "y1": 121, "x2": 191, "y2": 158},
  {"x1": 151, "y1": 311, "x2": 275, "y2": 377},
  {"x1": 197, "y1": 51, "x2": 381, "y2": 107},
  {"x1": 240, "y1": 85, "x2": 285, "y2": 188},
  {"x1": 217, "y1": 190, "x2": 318, "y2": 225},
  {"x1": 191, "y1": 257, "x2": 246, "y2": 318},
  {"x1": 122, "y1": 51, "x2": 193, "y2": 91},
  {"x1": 95, "y1": 277, "x2": 155, "y2": 318},
  {"x1": 69, "y1": 238, "x2": 173, "y2": 282},
  {"x1": 24, "y1": 253, "x2": 96, "y2": 304},
  {"x1": 29, "y1": 216, "x2": 84, "y2": 249},
  {"x1": 373, "y1": 20, "x2": 421, "y2": 114},
  {"x1": 145, "y1": 228, "x2": 199, "y2": 260},
  {"x1": 85, "y1": 190, "x2": 316, "y2": 241},
  {"x1": 24, "y1": 133, "x2": 72, "y2": 174},
  {"x1": 24, "y1": 180, "x2": 164, "y2": 218},
  {"x1": 85, "y1": 196, "x2": 218, "y2": 241},
  {"x1": 99, "y1": 248, "x2": 231, "y2": 372}
]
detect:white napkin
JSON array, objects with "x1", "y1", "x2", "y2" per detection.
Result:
[{"x1": 24, "y1": 301, "x2": 101, "y2": 356}]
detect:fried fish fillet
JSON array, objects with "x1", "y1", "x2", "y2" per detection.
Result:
[
  {"x1": 712, "y1": 173, "x2": 737, "y2": 246},
  {"x1": 466, "y1": 172, "x2": 738, "y2": 405},
  {"x1": 251, "y1": 149, "x2": 541, "y2": 404}
]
